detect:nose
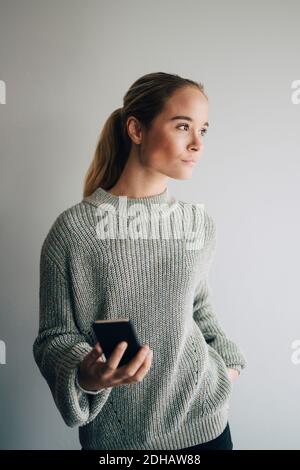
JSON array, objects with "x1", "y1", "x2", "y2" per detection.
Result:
[{"x1": 187, "y1": 132, "x2": 203, "y2": 152}]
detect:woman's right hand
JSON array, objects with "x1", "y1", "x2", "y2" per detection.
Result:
[{"x1": 77, "y1": 341, "x2": 153, "y2": 392}]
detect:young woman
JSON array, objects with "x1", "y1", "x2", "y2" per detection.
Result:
[{"x1": 33, "y1": 72, "x2": 247, "y2": 451}]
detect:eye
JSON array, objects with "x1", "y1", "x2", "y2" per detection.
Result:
[
  {"x1": 177, "y1": 123, "x2": 190, "y2": 131},
  {"x1": 177, "y1": 123, "x2": 208, "y2": 136}
]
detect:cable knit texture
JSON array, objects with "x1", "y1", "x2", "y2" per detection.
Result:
[{"x1": 33, "y1": 186, "x2": 247, "y2": 450}]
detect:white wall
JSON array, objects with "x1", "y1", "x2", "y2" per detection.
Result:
[{"x1": 0, "y1": 0, "x2": 299, "y2": 449}]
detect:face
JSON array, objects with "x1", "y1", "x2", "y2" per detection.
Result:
[{"x1": 138, "y1": 86, "x2": 209, "y2": 179}]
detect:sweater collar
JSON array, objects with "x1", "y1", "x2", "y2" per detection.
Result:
[{"x1": 83, "y1": 185, "x2": 177, "y2": 214}]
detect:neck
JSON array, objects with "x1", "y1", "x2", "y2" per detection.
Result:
[{"x1": 107, "y1": 184, "x2": 168, "y2": 199}]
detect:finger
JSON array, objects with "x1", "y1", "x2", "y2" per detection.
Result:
[
  {"x1": 86, "y1": 343, "x2": 104, "y2": 366},
  {"x1": 95, "y1": 352, "x2": 106, "y2": 364},
  {"x1": 118, "y1": 346, "x2": 150, "y2": 379},
  {"x1": 123, "y1": 350, "x2": 153, "y2": 384},
  {"x1": 106, "y1": 341, "x2": 128, "y2": 371},
  {"x1": 137, "y1": 349, "x2": 153, "y2": 376},
  {"x1": 94, "y1": 342, "x2": 103, "y2": 354}
]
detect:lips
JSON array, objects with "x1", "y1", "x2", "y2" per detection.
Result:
[{"x1": 181, "y1": 159, "x2": 197, "y2": 165}]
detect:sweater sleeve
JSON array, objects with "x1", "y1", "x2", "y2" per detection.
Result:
[
  {"x1": 33, "y1": 241, "x2": 113, "y2": 428},
  {"x1": 192, "y1": 214, "x2": 247, "y2": 373}
]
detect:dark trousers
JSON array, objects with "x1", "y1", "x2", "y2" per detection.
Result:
[{"x1": 178, "y1": 421, "x2": 233, "y2": 451}]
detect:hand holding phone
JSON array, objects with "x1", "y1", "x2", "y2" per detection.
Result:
[
  {"x1": 77, "y1": 341, "x2": 153, "y2": 392},
  {"x1": 77, "y1": 320, "x2": 153, "y2": 392}
]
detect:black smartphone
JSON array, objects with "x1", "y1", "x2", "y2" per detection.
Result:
[{"x1": 92, "y1": 319, "x2": 142, "y2": 367}]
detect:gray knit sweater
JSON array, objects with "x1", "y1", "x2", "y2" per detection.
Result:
[{"x1": 33, "y1": 186, "x2": 247, "y2": 450}]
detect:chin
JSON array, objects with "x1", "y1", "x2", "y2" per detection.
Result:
[
  {"x1": 162, "y1": 168, "x2": 194, "y2": 180},
  {"x1": 172, "y1": 170, "x2": 193, "y2": 180}
]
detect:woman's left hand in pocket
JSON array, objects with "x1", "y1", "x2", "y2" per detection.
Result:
[{"x1": 226, "y1": 367, "x2": 240, "y2": 382}]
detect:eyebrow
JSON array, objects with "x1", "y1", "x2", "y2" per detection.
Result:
[{"x1": 169, "y1": 115, "x2": 209, "y2": 127}]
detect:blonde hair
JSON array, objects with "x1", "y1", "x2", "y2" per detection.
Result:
[{"x1": 83, "y1": 72, "x2": 207, "y2": 198}]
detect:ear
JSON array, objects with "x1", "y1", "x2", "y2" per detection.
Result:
[{"x1": 127, "y1": 116, "x2": 143, "y2": 145}]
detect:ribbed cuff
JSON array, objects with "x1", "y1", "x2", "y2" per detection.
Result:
[{"x1": 226, "y1": 364, "x2": 242, "y2": 374}]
